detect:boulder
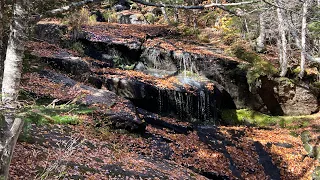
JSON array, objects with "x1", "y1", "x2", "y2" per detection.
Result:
[
  {"x1": 276, "y1": 78, "x2": 318, "y2": 115},
  {"x1": 34, "y1": 22, "x2": 68, "y2": 44},
  {"x1": 196, "y1": 54, "x2": 263, "y2": 110},
  {"x1": 262, "y1": 77, "x2": 318, "y2": 116},
  {"x1": 118, "y1": 13, "x2": 148, "y2": 25},
  {"x1": 42, "y1": 53, "x2": 91, "y2": 77},
  {"x1": 113, "y1": 4, "x2": 129, "y2": 12}
]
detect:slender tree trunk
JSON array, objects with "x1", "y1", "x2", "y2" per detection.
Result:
[
  {"x1": 173, "y1": 8, "x2": 179, "y2": 23},
  {"x1": 276, "y1": 0, "x2": 288, "y2": 77},
  {"x1": 161, "y1": 7, "x2": 170, "y2": 24},
  {"x1": 0, "y1": 115, "x2": 23, "y2": 180},
  {"x1": 277, "y1": 39, "x2": 283, "y2": 67},
  {"x1": 299, "y1": 0, "x2": 310, "y2": 78},
  {"x1": 0, "y1": 1, "x2": 3, "y2": 78},
  {"x1": 172, "y1": 0, "x2": 178, "y2": 23},
  {"x1": 2, "y1": 0, "x2": 27, "y2": 105},
  {"x1": 256, "y1": 11, "x2": 266, "y2": 53},
  {"x1": 193, "y1": 10, "x2": 198, "y2": 29},
  {"x1": 0, "y1": 0, "x2": 28, "y2": 178},
  {"x1": 160, "y1": 2, "x2": 170, "y2": 24},
  {"x1": 289, "y1": 27, "x2": 320, "y2": 63},
  {"x1": 0, "y1": 0, "x2": 7, "y2": 87}
]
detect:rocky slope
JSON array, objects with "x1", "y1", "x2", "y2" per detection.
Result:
[
  {"x1": 11, "y1": 20, "x2": 319, "y2": 179},
  {"x1": 34, "y1": 21, "x2": 319, "y2": 116}
]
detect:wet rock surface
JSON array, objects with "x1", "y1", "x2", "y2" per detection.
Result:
[{"x1": 26, "y1": 38, "x2": 221, "y2": 123}]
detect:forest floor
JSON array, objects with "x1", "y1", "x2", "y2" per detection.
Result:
[{"x1": 9, "y1": 111, "x2": 320, "y2": 179}]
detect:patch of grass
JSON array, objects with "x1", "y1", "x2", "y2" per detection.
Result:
[
  {"x1": 89, "y1": 14, "x2": 97, "y2": 24},
  {"x1": 222, "y1": 109, "x2": 277, "y2": 126},
  {"x1": 18, "y1": 104, "x2": 94, "y2": 143},
  {"x1": 221, "y1": 109, "x2": 316, "y2": 128},
  {"x1": 20, "y1": 104, "x2": 94, "y2": 125},
  {"x1": 289, "y1": 131, "x2": 299, "y2": 137}
]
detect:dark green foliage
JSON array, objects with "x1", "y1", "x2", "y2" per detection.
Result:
[
  {"x1": 232, "y1": 44, "x2": 277, "y2": 88},
  {"x1": 70, "y1": 42, "x2": 85, "y2": 55}
]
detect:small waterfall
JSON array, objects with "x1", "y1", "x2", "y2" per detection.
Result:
[
  {"x1": 156, "y1": 87, "x2": 216, "y2": 123},
  {"x1": 138, "y1": 49, "x2": 217, "y2": 123},
  {"x1": 149, "y1": 49, "x2": 161, "y2": 69},
  {"x1": 174, "y1": 52, "x2": 196, "y2": 78},
  {"x1": 199, "y1": 90, "x2": 206, "y2": 120}
]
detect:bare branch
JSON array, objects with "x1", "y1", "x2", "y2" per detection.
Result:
[
  {"x1": 204, "y1": 1, "x2": 257, "y2": 8},
  {"x1": 131, "y1": 0, "x2": 259, "y2": 16},
  {"x1": 42, "y1": 0, "x2": 103, "y2": 18},
  {"x1": 131, "y1": 0, "x2": 204, "y2": 9},
  {"x1": 261, "y1": 0, "x2": 299, "y2": 14}
]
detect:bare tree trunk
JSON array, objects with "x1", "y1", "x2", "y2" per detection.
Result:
[
  {"x1": 173, "y1": 8, "x2": 179, "y2": 23},
  {"x1": 276, "y1": 0, "x2": 288, "y2": 77},
  {"x1": 0, "y1": 115, "x2": 24, "y2": 180},
  {"x1": 2, "y1": 0, "x2": 27, "y2": 105},
  {"x1": 0, "y1": 0, "x2": 28, "y2": 178},
  {"x1": 172, "y1": 0, "x2": 178, "y2": 23},
  {"x1": 0, "y1": 1, "x2": 3, "y2": 80},
  {"x1": 160, "y1": 2, "x2": 170, "y2": 24},
  {"x1": 193, "y1": 10, "x2": 198, "y2": 29},
  {"x1": 289, "y1": 26, "x2": 320, "y2": 63},
  {"x1": 0, "y1": 0, "x2": 7, "y2": 87},
  {"x1": 299, "y1": 0, "x2": 310, "y2": 78},
  {"x1": 256, "y1": 11, "x2": 266, "y2": 53},
  {"x1": 277, "y1": 38, "x2": 283, "y2": 67}
]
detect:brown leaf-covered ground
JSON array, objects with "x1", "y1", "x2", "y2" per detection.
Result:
[{"x1": 9, "y1": 110, "x2": 319, "y2": 179}]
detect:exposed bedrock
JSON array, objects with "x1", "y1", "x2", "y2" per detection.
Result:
[{"x1": 33, "y1": 22, "x2": 320, "y2": 116}]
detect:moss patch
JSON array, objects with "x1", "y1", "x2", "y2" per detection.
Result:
[
  {"x1": 20, "y1": 104, "x2": 94, "y2": 125},
  {"x1": 221, "y1": 109, "x2": 316, "y2": 128}
]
